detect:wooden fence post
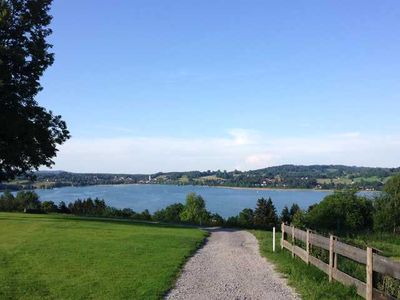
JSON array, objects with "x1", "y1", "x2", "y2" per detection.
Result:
[
  {"x1": 273, "y1": 227, "x2": 276, "y2": 252},
  {"x1": 329, "y1": 235, "x2": 334, "y2": 282},
  {"x1": 281, "y1": 223, "x2": 284, "y2": 250},
  {"x1": 366, "y1": 247, "x2": 373, "y2": 300},
  {"x1": 306, "y1": 229, "x2": 310, "y2": 264},
  {"x1": 334, "y1": 236, "x2": 338, "y2": 270},
  {"x1": 291, "y1": 225, "x2": 295, "y2": 258}
]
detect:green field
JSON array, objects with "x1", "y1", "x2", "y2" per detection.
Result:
[
  {"x1": 316, "y1": 176, "x2": 390, "y2": 186},
  {"x1": 252, "y1": 230, "x2": 361, "y2": 300},
  {"x1": 0, "y1": 213, "x2": 206, "y2": 299}
]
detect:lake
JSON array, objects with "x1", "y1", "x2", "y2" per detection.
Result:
[{"x1": 30, "y1": 184, "x2": 339, "y2": 217}]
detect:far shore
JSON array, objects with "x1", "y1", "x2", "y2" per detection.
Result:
[
  {"x1": 1, "y1": 182, "x2": 380, "y2": 193},
  {"x1": 211, "y1": 185, "x2": 335, "y2": 192}
]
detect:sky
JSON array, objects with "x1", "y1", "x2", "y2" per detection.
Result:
[{"x1": 38, "y1": 0, "x2": 400, "y2": 173}]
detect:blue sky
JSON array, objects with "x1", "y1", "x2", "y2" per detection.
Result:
[{"x1": 38, "y1": 1, "x2": 400, "y2": 173}]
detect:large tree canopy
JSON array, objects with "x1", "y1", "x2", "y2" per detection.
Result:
[{"x1": 0, "y1": 0, "x2": 69, "y2": 181}]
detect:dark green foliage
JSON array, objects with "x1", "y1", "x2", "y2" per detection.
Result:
[
  {"x1": 238, "y1": 208, "x2": 254, "y2": 228},
  {"x1": 291, "y1": 210, "x2": 306, "y2": 229},
  {"x1": 0, "y1": 190, "x2": 14, "y2": 210},
  {"x1": 225, "y1": 215, "x2": 238, "y2": 227},
  {"x1": 373, "y1": 174, "x2": 400, "y2": 233},
  {"x1": 140, "y1": 209, "x2": 151, "y2": 220},
  {"x1": 0, "y1": 190, "x2": 40, "y2": 211},
  {"x1": 289, "y1": 203, "x2": 300, "y2": 221},
  {"x1": 41, "y1": 200, "x2": 57, "y2": 213},
  {"x1": 210, "y1": 213, "x2": 224, "y2": 226},
  {"x1": 280, "y1": 205, "x2": 291, "y2": 224},
  {"x1": 306, "y1": 190, "x2": 374, "y2": 233},
  {"x1": 153, "y1": 203, "x2": 184, "y2": 223},
  {"x1": 253, "y1": 197, "x2": 278, "y2": 230},
  {"x1": 68, "y1": 198, "x2": 107, "y2": 216},
  {"x1": 0, "y1": 0, "x2": 70, "y2": 181},
  {"x1": 57, "y1": 201, "x2": 69, "y2": 213},
  {"x1": 383, "y1": 174, "x2": 400, "y2": 196},
  {"x1": 280, "y1": 203, "x2": 301, "y2": 225}
]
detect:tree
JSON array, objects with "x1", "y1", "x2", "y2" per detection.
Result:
[
  {"x1": 225, "y1": 215, "x2": 238, "y2": 227},
  {"x1": 153, "y1": 203, "x2": 184, "y2": 223},
  {"x1": 253, "y1": 197, "x2": 278, "y2": 230},
  {"x1": 0, "y1": 190, "x2": 15, "y2": 211},
  {"x1": 41, "y1": 200, "x2": 57, "y2": 213},
  {"x1": 307, "y1": 190, "x2": 373, "y2": 233},
  {"x1": 15, "y1": 190, "x2": 40, "y2": 210},
  {"x1": 373, "y1": 174, "x2": 400, "y2": 232},
  {"x1": 58, "y1": 201, "x2": 70, "y2": 214},
  {"x1": 139, "y1": 209, "x2": 151, "y2": 220},
  {"x1": 238, "y1": 208, "x2": 254, "y2": 228},
  {"x1": 210, "y1": 213, "x2": 224, "y2": 226},
  {"x1": 280, "y1": 205, "x2": 291, "y2": 224},
  {"x1": 292, "y1": 210, "x2": 306, "y2": 229},
  {"x1": 180, "y1": 193, "x2": 210, "y2": 225},
  {"x1": 289, "y1": 203, "x2": 300, "y2": 222},
  {"x1": 0, "y1": 0, "x2": 70, "y2": 181}
]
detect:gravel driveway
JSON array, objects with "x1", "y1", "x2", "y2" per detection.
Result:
[{"x1": 166, "y1": 228, "x2": 299, "y2": 300}]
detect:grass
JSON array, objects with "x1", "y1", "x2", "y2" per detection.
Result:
[
  {"x1": 0, "y1": 212, "x2": 207, "y2": 300},
  {"x1": 194, "y1": 175, "x2": 225, "y2": 182},
  {"x1": 316, "y1": 176, "x2": 390, "y2": 185},
  {"x1": 342, "y1": 232, "x2": 400, "y2": 261},
  {"x1": 317, "y1": 178, "x2": 353, "y2": 185},
  {"x1": 251, "y1": 230, "x2": 362, "y2": 300}
]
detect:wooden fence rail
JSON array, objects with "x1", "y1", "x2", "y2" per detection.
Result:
[{"x1": 280, "y1": 223, "x2": 400, "y2": 300}]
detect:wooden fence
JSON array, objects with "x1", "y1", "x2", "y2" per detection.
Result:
[{"x1": 280, "y1": 223, "x2": 400, "y2": 300}]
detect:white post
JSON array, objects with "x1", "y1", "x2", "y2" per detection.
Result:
[{"x1": 273, "y1": 227, "x2": 276, "y2": 252}]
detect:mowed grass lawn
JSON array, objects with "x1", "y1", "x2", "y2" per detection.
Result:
[{"x1": 0, "y1": 213, "x2": 207, "y2": 299}]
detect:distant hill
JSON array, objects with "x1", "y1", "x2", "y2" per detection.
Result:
[{"x1": 2, "y1": 165, "x2": 399, "y2": 191}]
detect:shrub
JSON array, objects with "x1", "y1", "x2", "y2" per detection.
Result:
[
  {"x1": 307, "y1": 190, "x2": 373, "y2": 233},
  {"x1": 373, "y1": 174, "x2": 400, "y2": 233},
  {"x1": 180, "y1": 193, "x2": 210, "y2": 225}
]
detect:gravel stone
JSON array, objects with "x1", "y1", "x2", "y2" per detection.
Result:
[{"x1": 166, "y1": 228, "x2": 299, "y2": 300}]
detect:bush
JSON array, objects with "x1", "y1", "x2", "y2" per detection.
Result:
[
  {"x1": 153, "y1": 203, "x2": 184, "y2": 223},
  {"x1": 307, "y1": 190, "x2": 373, "y2": 233},
  {"x1": 180, "y1": 193, "x2": 210, "y2": 225},
  {"x1": 41, "y1": 201, "x2": 58, "y2": 213},
  {"x1": 373, "y1": 174, "x2": 400, "y2": 233},
  {"x1": 0, "y1": 191, "x2": 41, "y2": 212},
  {"x1": 238, "y1": 208, "x2": 254, "y2": 228}
]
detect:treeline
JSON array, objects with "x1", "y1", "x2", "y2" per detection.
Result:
[
  {"x1": 281, "y1": 174, "x2": 400, "y2": 234},
  {"x1": 0, "y1": 191, "x2": 152, "y2": 220},
  {"x1": 1, "y1": 174, "x2": 399, "y2": 233},
  {"x1": 159, "y1": 165, "x2": 399, "y2": 190}
]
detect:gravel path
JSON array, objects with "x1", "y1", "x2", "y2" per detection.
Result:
[{"x1": 166, "y1": 228, "x2": 299, "y2": 300}]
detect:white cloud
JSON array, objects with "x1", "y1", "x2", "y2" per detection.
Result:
[
  {"x1": 336, "y1": 132, "x2": 361, "y2": 138},
  {"x1": 228, "y1": 128, "x2": 260, "y2": 145},
  {"x1": 47, "y1": 130, "x2": 400, "y2": 173}
]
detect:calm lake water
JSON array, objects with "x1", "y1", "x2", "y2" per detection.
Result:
[{"x1": 30, "y1": 184, "x2": 338, "y2": 217}]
